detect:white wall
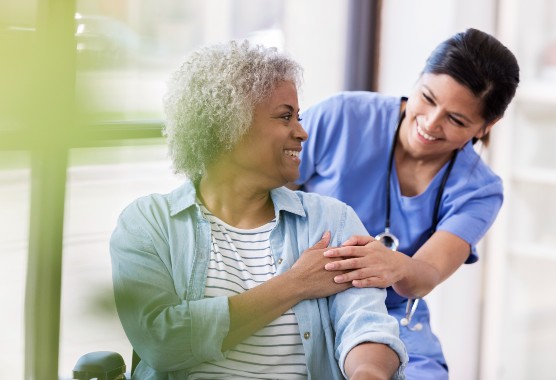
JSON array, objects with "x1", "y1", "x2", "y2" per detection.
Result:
[
  {"x1": 377, "y1": 1, "x2": 497, "y2": 379},
  {"x1": 283, "y1": 0, "x2": 349, "y2": 109}
]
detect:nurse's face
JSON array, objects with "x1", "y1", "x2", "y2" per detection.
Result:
[{"x1": 401, "y1": 73, "x2": 497, "y2": 160}]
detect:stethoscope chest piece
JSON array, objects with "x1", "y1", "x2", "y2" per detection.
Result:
[{"x1": 375, "y1": 228, "x2": 399, "y2": 251}]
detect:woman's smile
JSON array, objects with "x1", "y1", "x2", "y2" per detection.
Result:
[{"x1": 284, "y1": 149, "x2": 301, "y2": 162}]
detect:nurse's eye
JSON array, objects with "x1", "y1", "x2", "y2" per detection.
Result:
[
  {"x1": 422, "y1": 92, "x2": 435, "y2": 104},
  {"x1": 448, "y1": 115, "x2": 465, "y2": 127}
]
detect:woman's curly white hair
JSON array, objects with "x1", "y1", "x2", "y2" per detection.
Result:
[{"x1": 163, "y1": 40, "x2": 303, "y2": 182}]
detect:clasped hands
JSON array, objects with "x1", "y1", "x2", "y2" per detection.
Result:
[
  {"x1": 323, "y1": 235, "x2": 407, "y2": 288},
  {"x1": 291, "y1": 233, "x2": 407, "y2": 300}
]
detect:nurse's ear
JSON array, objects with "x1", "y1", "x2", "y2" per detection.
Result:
[{"x1": 474, "y1": 116, "x2": 501, "y2": 140}]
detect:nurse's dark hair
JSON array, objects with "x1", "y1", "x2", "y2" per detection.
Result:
[{"x1": 422, "y1": 28, "x2": 520, "y2": 145}]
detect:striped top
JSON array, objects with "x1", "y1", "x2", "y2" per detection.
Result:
[{"x1": 188, "y1": 204, "x2": 307, "y2": 379}]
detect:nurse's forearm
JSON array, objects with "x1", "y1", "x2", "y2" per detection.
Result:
[
  {"x1": 391, "y1": 257, "x2": 442, "y2": 298},
  {"x1": 394, "y1": 231, "x2": 471, "y2": 298}
]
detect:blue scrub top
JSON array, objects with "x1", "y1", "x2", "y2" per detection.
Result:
[{"x1": 296, "y1": 91, "x2": 504, "y2": 306}]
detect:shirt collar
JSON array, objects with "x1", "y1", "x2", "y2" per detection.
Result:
[
  {"x1": 168, "y1": 181, "x2": 198, "y2": 216},
  {"x1": 168, "y1": 180, "x2": 307, "y2": 218},
  {"x1": 270, "y1": 186, "x2": 306, "y2": 218}
]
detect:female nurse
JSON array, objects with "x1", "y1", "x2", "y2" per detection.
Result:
[{"x1": 291, "y1": 28, "x2": 520, "y2": 379}]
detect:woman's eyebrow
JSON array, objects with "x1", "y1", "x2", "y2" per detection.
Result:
[{"x1": 274, "y1": 104, "x2": 295, "y2": 113}]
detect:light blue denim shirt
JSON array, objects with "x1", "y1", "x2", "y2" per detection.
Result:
[{"x1": 110, "y1": 181, "x2": 408, "y2": 379}]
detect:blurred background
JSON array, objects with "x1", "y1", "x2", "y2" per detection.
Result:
[{"x1": 1, "y1": 0, "x2": 555, "y2": 379}]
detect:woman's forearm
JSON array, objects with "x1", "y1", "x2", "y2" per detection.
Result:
[
  {"x1": 223, "y1": 272, "x2": 305, "y2": 350},
  {"x1": 344, "y1": 342, "x2": 400, "y2": 380},
  {"x1": 223, "y1": 232, "x2": 351, "y2": 350}
]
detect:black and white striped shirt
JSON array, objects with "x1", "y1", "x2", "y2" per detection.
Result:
[{"x1": 188, "y1": 204, "x2": 307, "y2": 379}]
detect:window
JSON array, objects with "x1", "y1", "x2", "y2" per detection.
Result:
[{"x1": 0, "y1": 1, "x2": 349, "y2": 378}]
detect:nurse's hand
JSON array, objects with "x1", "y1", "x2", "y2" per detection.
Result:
[{"x1": 322, "y1": 235, "x2": 409, "y2": 288}]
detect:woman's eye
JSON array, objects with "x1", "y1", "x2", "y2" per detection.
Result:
[{"x1": 423, "y1": 93, "x2": 434, "y2": 104}]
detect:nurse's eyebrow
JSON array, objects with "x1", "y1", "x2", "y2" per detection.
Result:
[{"x1": 423, "y1": 84, "x2": 473, "y2": 123}]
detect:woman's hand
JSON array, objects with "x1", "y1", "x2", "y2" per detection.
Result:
[
  {"x1": 322, "y1": 235, "x2": 409, "y2": 288},
  {"x1": 225, "y1": 231, "x2": 352, "y2": 350},
  {"x1": 287, "y1": 231, "x2": 353, "y2": 299}
]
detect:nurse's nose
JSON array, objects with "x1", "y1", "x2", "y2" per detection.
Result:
[{"x1": 421, "y1": 109, "x2": 443, "y2": 132}]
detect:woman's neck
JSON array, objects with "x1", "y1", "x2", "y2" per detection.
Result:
[{"x1": 197, "y1": 173, "x2": 275, "y2": 229}]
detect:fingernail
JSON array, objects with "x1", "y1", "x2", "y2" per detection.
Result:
[
  {"x1": 334, "y1": 275, "x2": 343, "y2": 283},
  {"x1": 322, "y1": 231, "x2": 330, "y2": 239},
  {"x1": 325, "y1": 262, "x2": 335, "y2": 270},
  {"x1": 323, "y1": 250, "x2": 332, "y2": 257}
]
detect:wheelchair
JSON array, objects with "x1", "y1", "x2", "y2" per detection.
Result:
[{"x1": 72, "y1": 350, "x2": 140, "y2": 380}]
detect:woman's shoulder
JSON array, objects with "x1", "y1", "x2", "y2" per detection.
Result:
[
  {"x1": 282, "y1": 188, "x2": 367, "y2": 245},
  {"x1": 296, "y1": 188, "x2": 348, "y2": 210},
  {"x1": 119, "y1": 181, "x2": 196, "y2": 221},
  {"x1": 284, "y1": 186, "x2": 346, "y2": 205},
  {"x1": 272, "y1": 186, "x2": 351, "y2": 218}
]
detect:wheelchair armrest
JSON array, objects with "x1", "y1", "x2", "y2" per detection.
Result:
[{"x1": 73, "y1": 351, "x2": 126, "y2": 380}]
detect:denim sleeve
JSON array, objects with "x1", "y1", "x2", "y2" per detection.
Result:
[
  {"x1": 110, "y1": 201, "x2": 229, "y2": 371},
  {"x1": 329, "y1": 206, "x2": 408, "y2": 379}
]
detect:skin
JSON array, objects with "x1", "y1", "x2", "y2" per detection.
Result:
[
  {"x1": 199, "y1": 80, "x2": 400, "y2": 377},
  {"x1": 322, "y1": 73, "x2": 501, "y2": 298},
  {"x1": 345, "y1": 342, "x2": 401, "y2": 380}
]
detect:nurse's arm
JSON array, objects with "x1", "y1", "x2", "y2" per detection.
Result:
[
  {"x1": 344, "y1": 342, "x2": 400, "y2": 380},
  {"x1": 392, "y1": 230, "x2": 470, "y2": 298},
  {"x1": 323, "y1": 231, "x2": 469, "y2": 299}
]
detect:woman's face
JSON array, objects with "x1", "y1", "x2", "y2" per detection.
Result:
[
  {"x1": 402, "y1": 73, "x2": 496, "y2": 160},
  {"x1": 228, "y1": 80, "x2": 308, "y2": 187}
]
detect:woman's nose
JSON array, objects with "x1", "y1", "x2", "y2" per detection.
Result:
[{"x1": 295, "y1": 120, "x2": 308, "y2": 142}]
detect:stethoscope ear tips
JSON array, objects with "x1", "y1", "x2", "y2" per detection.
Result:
[{"x1": 400, "y1": 318, "x2": 409, "y2": 326}]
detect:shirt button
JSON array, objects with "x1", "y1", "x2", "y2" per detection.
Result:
[
  {"x1": 277, "y1": 258, "x2": 283, "y2": 265},
  {"x1": 303, "y1": 332, "x2": 310, "y2": 340}
]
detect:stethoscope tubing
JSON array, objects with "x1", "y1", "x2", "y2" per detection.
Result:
[{"x1": 379, "y1": 107, "x2": 458, "y2": 331}]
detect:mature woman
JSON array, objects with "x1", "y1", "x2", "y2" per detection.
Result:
[
  {"x1": 292, "y1": 28, "x2": 520, "y2": 379},
  {"x1": 110, "y1": 40, "x2": 407, "y2": 379}
]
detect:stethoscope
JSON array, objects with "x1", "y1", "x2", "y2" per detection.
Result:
[{"x1": 375, "y1": 108, "x2": 458, "y2": 332}]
